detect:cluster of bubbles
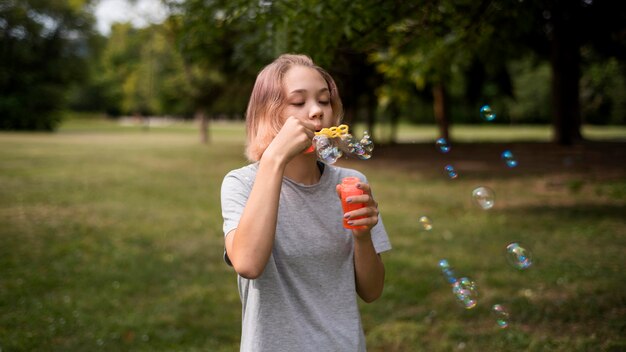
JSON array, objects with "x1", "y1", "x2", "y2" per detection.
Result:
[
  {"x1": 421, "y1": 105, "x2": 535, "y2": 330},
  {"x1": 439, "y1": 260, "x2": 478, "y2": 309},
  {"x1": 312, "y1": 125, "x2": 374, "y2": 164}
]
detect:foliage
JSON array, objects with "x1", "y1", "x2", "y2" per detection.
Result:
[
  {"x1": 580, "y1": 56, "x2": 626, "y2": 125},
  {"x1": 4, "y1": 0, "x2": 625, "y2": 132},
  {"x1": 164, "y1": 0, "x2": 253, "y2": 115},
  {"x1": 0, "y1": 0, "x2": 95, "y2": 130},
  {"x1": 94, "y1": 22, "x2": 193, "y2": 116}
]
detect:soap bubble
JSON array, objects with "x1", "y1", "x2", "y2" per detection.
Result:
[
  {"x1": 492, "y1": 304, "x2": 510, "y2": 329},
  {"x1": 340, "y1": 134, "x2": 360, "y2": 153},
  {"x1": 314, "y1": 135, "x2": 342, "y2": 164},
  {"x1": 439, "y1": 259, "x2": 457, "y2": 285},
  {"x1": 480, "y1": 105, "x2": 496, "y2": 122},
  {"x1": 418, "y1": 216, "x2": 433, "y2": 231},
  {"x1": 444, "y1": 165, "x2": 458, "y2": 179},
  {"x1": 435, "y1": 138, "x2": 450, "y2": 153},
  {"x1": 472, "y1": 186, "x2": 495, "y2": 210},
  {"x1": 331, "y1": 130, "x2": 373, "y2": 160},
  {"x1": 505, "y1": 242, "x2": 533, "y2": 269},
  {"x1": 452, "y1": 277, "x2": 478, "y2": 309},
  {"x1": 360, "y1": 131, "x2": 374, "y2": 154},
  {"x1": 501, "y1": 150, "x2": 518, "y2": 168}
]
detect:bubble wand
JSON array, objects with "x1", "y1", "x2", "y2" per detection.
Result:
[{"x1": 305, "y1": 124, "x2": 374, "y2": 164}]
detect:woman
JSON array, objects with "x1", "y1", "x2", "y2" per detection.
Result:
[{"x1": 220, "y1": 54, "x2": 391, "y2": 351}]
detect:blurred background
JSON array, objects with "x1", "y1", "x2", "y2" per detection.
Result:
[
  {"x1": 1, "y1": 0, "x2": 625, "y2": 142},
  {"x1": 1, "y1": 0, "x2": 625, "y2": 351}
]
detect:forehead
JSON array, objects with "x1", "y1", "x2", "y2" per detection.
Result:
[{"x1": 283, "y1": 65, "x2": 328, "y2": 93}]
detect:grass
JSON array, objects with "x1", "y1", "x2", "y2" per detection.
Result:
[{"x1": 1, "y1": 116, "x2": 625, "y2": 351}]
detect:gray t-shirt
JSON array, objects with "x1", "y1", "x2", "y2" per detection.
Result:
[{"x1": 221, "y1": 162, "x2": 391, "y2": 352}]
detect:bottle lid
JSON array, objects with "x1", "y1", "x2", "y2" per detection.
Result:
[{"x1": 342, "y1": 177, "x2": 360, "y2": 185}]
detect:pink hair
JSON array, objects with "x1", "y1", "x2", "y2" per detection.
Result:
[{"x1": 245, "y1": 54, "x2": 343, "y2": 161}]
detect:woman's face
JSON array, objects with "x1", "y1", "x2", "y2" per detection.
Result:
[{"x1": 281, "y1": 65, "x2": 335, "y2": 132}]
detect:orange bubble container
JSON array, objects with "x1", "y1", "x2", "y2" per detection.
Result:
[{"x1": 340, "y1": 177, "x2": 365, "y2": 229}]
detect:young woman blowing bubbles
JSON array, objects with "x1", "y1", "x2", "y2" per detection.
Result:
[{"x1": 221, "y1": 54, "x2": 391, "y2": 351}]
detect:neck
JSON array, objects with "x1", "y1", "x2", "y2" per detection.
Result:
[{"x1": 283, "y1": 154, "x2": 321, "y2": 185}]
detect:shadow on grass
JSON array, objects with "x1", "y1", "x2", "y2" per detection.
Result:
[{"x1": 361, "y1": 141, "x2": 626, "y2": 180}]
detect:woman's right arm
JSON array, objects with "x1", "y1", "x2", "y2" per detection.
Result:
[{"x1": 225, "y1": 117, "x2": 315, "y2": 279}]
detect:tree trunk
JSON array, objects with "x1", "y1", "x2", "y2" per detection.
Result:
[
  {"x1": 432, "y1": 83, "x2": 450, "y2": 141},
  {"x1": 196, "y1": 109, "x2": 209, "y2": 144},
  {"x1": 389, "y1": 103, "x2": 400, "y2": 144},
  {"x1": 550, "y1": 3, "x2": 583, "y2": 145}
]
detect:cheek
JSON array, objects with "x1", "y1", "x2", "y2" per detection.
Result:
[{"x1": 325, "y1": 107, "x2": 337, "y2": 123}]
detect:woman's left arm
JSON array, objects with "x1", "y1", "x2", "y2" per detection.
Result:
[{"x1": 337, "y1": 182, "x2": 385, "y2": 303}]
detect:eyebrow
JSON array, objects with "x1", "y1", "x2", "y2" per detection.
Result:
[{"x1": 288, "y1": 88, "x2": 330, "y2": 95}]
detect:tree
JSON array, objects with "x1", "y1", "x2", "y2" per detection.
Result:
[
  {"x1": 0, "y1": 0, "x2": 95, "y2": 130},
  {"x1": 225, "y1": 0, "x2": 406, "y2": 140},
  {"x1": 370, "y1": 0, "x2": 625, "y2": 145},
  {"x1": 540, "y1": 0, "x2": 625, "y2": 144},
  {"x1": 165, "y1": 0, "x2": 249, "y2": 143}
]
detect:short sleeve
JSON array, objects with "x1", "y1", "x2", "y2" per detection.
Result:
[{"x1": 220, "y1": 168, "x2": 254, "y2": 265}]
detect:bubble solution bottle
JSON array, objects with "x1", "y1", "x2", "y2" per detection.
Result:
[{"x1": 340, "y1": 177, "x2": 365, "y2": 230}]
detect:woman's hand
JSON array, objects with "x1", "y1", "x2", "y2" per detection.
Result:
[
  {"x1": 335, "y1": 182, "x2": 380, "y2": 237},
  {"x1": 263, "y1": 116, "x2": 316, "y2": 165}
]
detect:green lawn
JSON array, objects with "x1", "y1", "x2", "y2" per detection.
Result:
[{"x1": 1, "y1": 117, "x2": 624, "y2": 351}]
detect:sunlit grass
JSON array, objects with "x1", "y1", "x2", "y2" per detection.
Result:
[{"x1": 0, "y1": 117, "x2": 624, "y2": 351}]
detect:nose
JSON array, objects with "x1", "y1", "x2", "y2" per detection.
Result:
[{"x1": 309, "y1": 102, "x2": 323, "y2": 120}]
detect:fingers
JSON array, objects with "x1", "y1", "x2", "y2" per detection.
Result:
[
  {"x1": 344, "y1": 204, "x2": 379, "y2": 222},
  {"x1": 342, "y1": 183, "x2": 379, "y2": 230},
  {"x1": 298, "y1": 118, "x2": 317, "y2": 135},
  {"x1": 343, "y1": 183, "x2": 375, "y2": 206},
  {"x1": 285, "y1": 116, "x2": 315, "y2": 137},
  {"x1": 284, "y1": 117, "x2": 316, "y2": 149},
  {"x1": 268, "y1": 117, "x2": 317, "y2": 160},
  {"x1": 344, "y1": 206, "x2": 379, "y2": 229}
]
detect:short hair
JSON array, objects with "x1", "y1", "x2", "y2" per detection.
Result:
[{"x1": 244, "y1": 54, "x2": 343, "y2": 162}]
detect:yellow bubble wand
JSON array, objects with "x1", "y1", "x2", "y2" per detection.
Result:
[{"x1": 304, "y1": 124, "x2": 350, "y2": 153}]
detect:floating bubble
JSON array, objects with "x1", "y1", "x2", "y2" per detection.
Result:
[
  {"x1": 332, "y1": 131, "x2": 374, "y2": 160},
  {"x1": 452, "y1": 277, "x2": 478, "y2": 309},
  {"x1": 360, "y1": 131, "x2": 374, "y2": 154},
  {"x1": 501, "y1": 150, "x2": 518, "y2": 168},
  {"x1": 438, "y1": 259, "x2": 457, "y2": 285},
  {"x1": 339, "y1": 133, "x2": 360, "y2": 153},
  {"x1": 480, "y1": 105, "x2": 496, "y2": 122},
  {"x1": 314, "y1": 135, "x2": 342, "y2": 164},
  {"x1": 492, "y1": 304, "x2": 510, "y2": 329},
  {"x1": 418, "y1": 216, "x2": 433, "y2": 231},
  {"x1": 505, "y1": 242, "x2": 533, "y2": 269},
  {"x1": 435, "y1": 138, "x2": 450, "y2": 153},
  {"x1": 444, "y1": 165, "x2": 458, "y2": 179},
  {"x1": 472, "y1": 186, "x2": 495, "y2": 210}
]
